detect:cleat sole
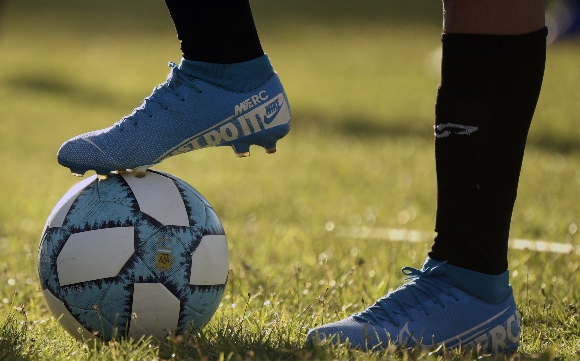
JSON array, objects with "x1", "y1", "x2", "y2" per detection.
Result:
[
  {"x1": 72, "y1": 173, "x2": 84, "y2": 177},
  {"x1": 236, "y1": 152, "x2": 250, "y2": 158},
  {"x1": 265, "y1": 147, "x2": 276, "y2": 154}
]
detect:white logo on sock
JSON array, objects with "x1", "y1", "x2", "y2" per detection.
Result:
[{"x1": 434, "y1": 123, "x2": 479, "y2": 138}]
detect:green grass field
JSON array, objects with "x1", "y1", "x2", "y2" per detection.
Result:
[{"x1": 2, "y1": 1, "x2": 580, "y2": 359}]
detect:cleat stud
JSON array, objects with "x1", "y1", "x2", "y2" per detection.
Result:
[
  {"x1": 265, "y1": 147, "x2": 277, "y2": 154},
  {"x1": 131, "y1": 166, "x2": 150, "y2": 178},
  {"x1": 231, "y1": 142, "x2": 250, "y2": 156},
  {"x1": 71, "y1": 173, "x2": 84, "y2": 177},
  {"x1": 97, "y1": 174, "x2": 108, "y2": 180}
]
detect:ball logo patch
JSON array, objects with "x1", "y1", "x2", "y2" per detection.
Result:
[{"x1": 155, "y1": 247, "x2": 174, "y2": 271}]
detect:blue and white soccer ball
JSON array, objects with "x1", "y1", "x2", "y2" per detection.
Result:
[{"x1": 38, "y1": 170, "x2": 229, "y2": 341}]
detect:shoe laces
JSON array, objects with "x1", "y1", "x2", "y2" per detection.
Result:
[
  {"x1": 353, "y1": 262, "x2": 459, "y2": 327},
  {"x1": 116, "y1": 62, "x2": 202, "y2": 130}
]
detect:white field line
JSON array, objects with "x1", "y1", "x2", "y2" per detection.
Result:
[{"x1": 336, "y1": 226, "x2": 577, "y2": 254}]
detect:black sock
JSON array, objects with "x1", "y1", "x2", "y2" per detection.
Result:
[
  {"x1": 428, "y1": 28, "x2": 547, "y2": 275},
  {"x1": 164, "y1": 0, "x2": 264, "y2": 64}
]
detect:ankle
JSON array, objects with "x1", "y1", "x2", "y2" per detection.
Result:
[
  {"x1": 178, "y1": 54, "x2": 275, "y2": 93},
  {"x1": 424, "y1": 258, "x2": 512, "y2": 304}
]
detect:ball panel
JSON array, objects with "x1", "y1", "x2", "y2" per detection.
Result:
[
  {"x1": 203, "y1": 206, "x2": 225, "y2": 236},
  {"x1": 46, "y1": 176, "x2": 96, "y2": 229},
  {"x1": 61, "y1": 279, "x2": 114, "y2": 310},
  {"x1": 69, "y1": 303, "x2": 116, "y2": 340},
  {"x1": 43, "y1": 289, "x2": 95, "y2": 341},
  {"x1": 178, "y1": 284, "x2": 225, "y2": 332},
  {"x1": 57, "y1": 227, "x2": 135, "y2": 286},
  {"x1": 152, "y1": 170, "x2": 209, "y2": 228},
  {"x1": 65, "y1": 198, "x2": 137, "y2": 234},
  {"x1": 39, "y1": 227, "x2": 71, "y2": 291},
  {"x1": 61, "y1": 180, "x2": 101, "y2": 229},
  {"x1": 95, "y1": 175, "x2": 139, "y2": 209},
  {"x1": 61, "y1": 279, "x2": 132, "y2": 339},
  {"x1": 131, "y1": 227, "x2": 194, "y2": 284},
  {"x1": 189, "y1": 235, "x2": 229, "y2": 285},
  {"x1": 122, "y1": 172, "x2": 190, "y2": 227},
  {"x1": 128, "y1": 283, "x2": 180, "y2": 340},
  {"x1": 95, "y1": 281, "x2": 134, "y2": 337}
]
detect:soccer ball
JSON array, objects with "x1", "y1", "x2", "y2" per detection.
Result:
[{"x1": 38, "y1": 170, "x2": 229, "y2": 341}]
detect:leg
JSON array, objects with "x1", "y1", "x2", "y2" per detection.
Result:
[
  {"x1": 57, "y1": 0, "x2": 291, "y2": 178},
  {"x1": 308, "y1": 1, "x2": 546, "y2": 353},
  {"x1": 430, "y1": 0, "x2": 545, "y2": 274}
]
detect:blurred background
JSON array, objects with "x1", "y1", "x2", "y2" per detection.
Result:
[
  {"x1": 2, "y1": 0, "x2": 580, "y2": 262},
  {"x1": 2, "y1": 0, "x2": 580, "y2": 271}
]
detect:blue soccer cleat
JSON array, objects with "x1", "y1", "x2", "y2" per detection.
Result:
[
  {"x1": 57, "y1": 60, "x2": 291, "y2": 178},
  {"x1": 307, "y1": 260, "x2": 520, "y2": 354}
]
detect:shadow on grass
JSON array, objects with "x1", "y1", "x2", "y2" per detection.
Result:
[{"x1": 4, "y1": 74, "x2": 122, "y2": 107}]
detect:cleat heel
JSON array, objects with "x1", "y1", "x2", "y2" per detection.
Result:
[{"x1": 254, "y1": 131, "x2": 284, "y2": 154}]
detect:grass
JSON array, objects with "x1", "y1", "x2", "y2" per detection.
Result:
[{"x1": 1, "y1": 0, "x2": 580, "y2": 359}]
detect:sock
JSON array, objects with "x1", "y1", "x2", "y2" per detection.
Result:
[
  {"x1": 428, "y1": 27, "x2": 547, "y2": 275},
  {"x1": 423, "y1": 258, "x2": 511, "y2": 305},
  {"x1": 178, "y1": 55, "x2": 275, "y2": 93},
  {"x1": 164, "y1": 0, "x2": 264, "y2": 64}
]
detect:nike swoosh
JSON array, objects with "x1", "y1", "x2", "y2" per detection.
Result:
[
  {"x1": 262, "y1": 100, "x2": 283, "y2": 125},
  {"x1": 82, "y1": 138, "x2": 106, "y2": 154}
]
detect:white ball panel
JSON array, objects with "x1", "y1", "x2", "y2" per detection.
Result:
[
  {"x1": 122, "y1": 172, "x2": 190, "y2": 227},
  {"x1": 43, "y1": 289, "x2": 95, "y2": 341},
  {"x1": 46, "y1": 176, "x2": 96, "y2": 229},
  {"x1": 128, "y1": 283, "x2": 180, "y2": 340},
  {"x1": 189, "y1": 235, "x2": 229, "y2": 285},
  {"x1": 57, "y1": 227, "x2": 135, "y2": 286}
]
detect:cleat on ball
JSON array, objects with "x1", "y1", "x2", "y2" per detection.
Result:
[{"x1": 57, "y1": 59, "x2": 291, "y2": 175}]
